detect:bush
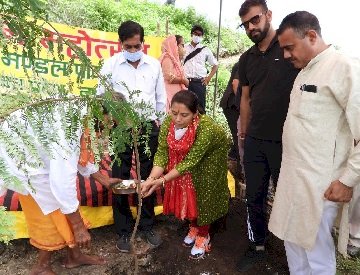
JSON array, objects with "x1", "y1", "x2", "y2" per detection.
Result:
[{"x1": 47, "y1": 0, "x2": 251, "y2": 56}]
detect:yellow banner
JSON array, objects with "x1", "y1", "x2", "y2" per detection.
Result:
[{"x1": 1, "y1": 21, "x2": 164, "y2": 94}]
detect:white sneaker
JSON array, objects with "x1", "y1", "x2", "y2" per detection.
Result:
[
  {"x1": 183, "y1": 226, "x2": 198, "y2": 247},
  {"x1": 190, "y1": 234, "x2": 211, "y2": 259}
]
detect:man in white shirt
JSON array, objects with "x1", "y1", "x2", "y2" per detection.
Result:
[
  {"x1": 0, "y1": 112, "x2": 121, "y2": 275},
  {"x1": 97, "y1": 20, "x2": 166, "y2": 253},
  {"x1": 183, "y1": 25, "x2": 218, "y2": 112}
]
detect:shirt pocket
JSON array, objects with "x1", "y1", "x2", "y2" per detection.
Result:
[{"x1": 290, "y1": 86, "x2": 321, "y2": 120}]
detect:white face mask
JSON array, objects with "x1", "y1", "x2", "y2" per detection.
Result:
[{"x1": 192, "y1": 35, "x2": 203, "y2": 44}]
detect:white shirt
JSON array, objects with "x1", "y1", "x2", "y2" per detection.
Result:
[
  {"x1": 183, "y1": 43, "x2": 218, "y2": 78},
  {"x1": 0, "y1": 112, "x2": 98, "y2": 215},
  {"x1": 97, "y1": 52, "x2": 166, "y2": 121}
]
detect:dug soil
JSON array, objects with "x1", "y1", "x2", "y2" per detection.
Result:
[{"x1": 0, "y1": 198, "x2": 289, "y2": 275}]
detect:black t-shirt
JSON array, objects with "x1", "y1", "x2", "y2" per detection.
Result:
[
  {"x1": 220, "y1": 62, "x2": 240, "y2": 109},
  {"x1": 238, "y1": 37, "x2": 299, "y2": 141}
]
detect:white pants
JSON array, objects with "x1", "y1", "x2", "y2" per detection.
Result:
[
  {"x1": 284, "y1": 201, "x2": 339, "y2": 275},
  {"x1": 349, "y1": 184, "x2": 360, "y2": 247}
]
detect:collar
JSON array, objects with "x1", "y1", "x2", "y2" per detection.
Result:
[
  {"x1": 249, "y1": 35, "x2": 278, "y2": 55},
  {"x1": 186, "y1": 42, "x2": 204, "y2": 50},
  {"x1": 303, "y1": 45, "x2": 334, "y2": 71}
]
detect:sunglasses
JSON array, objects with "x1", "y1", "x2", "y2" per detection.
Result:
[
  {"x1": 122, "y1": 43, "x2": 142, "y2": 50},
  {"x1": 239, "y1": 12, "x2": 265, "y2": 30}
]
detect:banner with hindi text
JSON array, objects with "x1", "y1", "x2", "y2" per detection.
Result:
[{"x1": 1, "y1": 21, "x2": 164, "y2": 94}]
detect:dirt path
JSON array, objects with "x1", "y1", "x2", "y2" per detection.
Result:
[{"x1": 0, "y1": 198, "x2": 289, "y2": 275}]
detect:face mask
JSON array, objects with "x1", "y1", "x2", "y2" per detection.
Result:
[
  {"x1": 192, "y1": 35, "x2": 203, "y2": 44},
  {"x1": 123, "y1": 50, "x2": 143, "y2": 62}
]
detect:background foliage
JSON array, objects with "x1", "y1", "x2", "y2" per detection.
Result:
[
  {"x1": 47, "y1": 0, "x2": 252, "y2": 57},
  {"x1": 46, "y1": 0, "x2": 251, "y2": 128}
]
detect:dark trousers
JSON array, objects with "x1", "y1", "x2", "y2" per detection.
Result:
[
  {"x1": 111, "y1": 122, "x2": 159, "y2": 236},
  {"x1": 243, "y1": 135, "x2": 282, "y2": 245},
  {"x1": 222, "y1": 106, "x2": 240, "y2": 160},
  {"x1": 188, "y1": 80, "x2": 206, "y2": 112}
]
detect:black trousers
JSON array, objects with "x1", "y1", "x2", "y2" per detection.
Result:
[
  {"x1": 222, "y1": 106, "x2": 240, "y2": 160},
  {"x1": 188, "y1": 80, "x2": 206, "y2": 112},
  {"x1": 111, "y1": 122, "x2": 159, "y2": 236},
  {"x1": 243, "y1": 135, "x2": 282, "y2": 245}
]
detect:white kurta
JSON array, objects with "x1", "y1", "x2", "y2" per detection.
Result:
[
  {"x1": 0, "y1": 112, "x2": 98, "y2": 215},
  {"x1": 269, "y1": 46, "x2": 360, "y2": 251}
]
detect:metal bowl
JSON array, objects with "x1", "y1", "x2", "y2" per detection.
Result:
[
  {"x1": 112, "y1": 186, "x2": 136, "y2": 194},
  {"x1": 111, "y1": 180, "x2": 137, "y2": 195}
]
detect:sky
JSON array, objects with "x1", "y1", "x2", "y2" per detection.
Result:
[{"x1": 151, "y1": 0, "x2": 359, "y2": 57}]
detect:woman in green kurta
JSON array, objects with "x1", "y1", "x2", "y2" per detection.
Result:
[{"x1": 141, "y1": 90, "x2": 229, "y2": 259}]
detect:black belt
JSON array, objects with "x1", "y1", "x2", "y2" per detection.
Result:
[{"x1": 188, "y1": 78, "x2": 203, "y2": 82}]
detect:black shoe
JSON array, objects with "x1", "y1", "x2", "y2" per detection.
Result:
[
  {"x1": 116, "y1": 235, "x2": 130, "y2": 253},
  {"x1": 348, "y1": 244, "x2": 360, "y2": 258},
  {"x1": 141, "y1": 229, "x2": 162, "y2": 247},
  {"x1": 236, "y1": 246, "x2": 266, "y2": 272}
]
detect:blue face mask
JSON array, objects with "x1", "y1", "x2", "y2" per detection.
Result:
[{"x1": 123, "y1": 50, "x2": 143, "y2": 62}]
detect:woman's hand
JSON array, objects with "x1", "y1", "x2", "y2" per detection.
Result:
[{"x1": 141, "y1": 178, "x2": 162, "y2": 198}]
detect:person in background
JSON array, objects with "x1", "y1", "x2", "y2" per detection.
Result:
[
  {"x1": 159, "y1": 35, "x2": 189, "y2": 111},
  {"x1": 97, "y1": 20, "x2": 166, "y2": 253},
  {"x1": 268, "y1": 11, "x2": 360, "y2": 274},
  {"x1": 220, "y1": 61, "x2": 242, "y2": 176},
  {"x1": 236, "y1": 0, "x2": 299, "y2": 272},
  {"x1": 183, "y1": 25, "x2": 218, "y2": 112},
  {"x1": 141, "y1": 90, "x2": 229, "y2": 259}
]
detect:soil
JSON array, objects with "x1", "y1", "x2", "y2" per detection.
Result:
[
  {"x1": 0, "y1": 200, "x2": 289, "y2": 275},
  {"x1": 0, "y1": 163, "x2": 290, "y2": 275}
]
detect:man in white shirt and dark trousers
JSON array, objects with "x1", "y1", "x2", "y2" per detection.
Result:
[
  {"x1": 183, "y1": 25, "x2": 218, "y2": 112},
  {"x1": 97, "y1": 20, "x2": 166, "y2": 253}
]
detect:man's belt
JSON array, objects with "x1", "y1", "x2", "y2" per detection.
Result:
[{"x1": 187, "y1": 78, "x2": 203, "y2": 83}]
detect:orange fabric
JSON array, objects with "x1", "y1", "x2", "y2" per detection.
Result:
[
  {"x1": 18, "y1": 194, "x2": 77, "y2": 251},
  {"x1": 78, "y1": 128, "x2": 95, "y2": 167},
  {"x1": 159, "y1": 35, "x2": 186, "y2": 111}
]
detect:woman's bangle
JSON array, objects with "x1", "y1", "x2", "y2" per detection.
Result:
[
  {"x1": 160, "y1": 175, "x2": 167, "y2": 188},
  {"x1": 147, "y1": 176, "x2": 157, "y2": 180}
]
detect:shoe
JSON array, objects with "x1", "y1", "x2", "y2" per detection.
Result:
[
  {"x1": 141, "y1": 229, "x2": 162, "y2": 247},
  {"x1": 347, "y1": 244, "x2": 360, "y2": 257},
  {"x1": 236, "y1": 245, "x2": 266, "y2": 272},
  {"x1": 116, "y1": 235, "x2": 130, "y2": 253},
  {"x1": 189, "y1": 234, "x2": 211, "y2": 259},
  {"x1": 183, "y1": 226, "x2": 199, "y2": 247}
]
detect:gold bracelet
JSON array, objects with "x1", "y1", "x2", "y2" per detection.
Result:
[{"x1": 147, "y1": 176, "x2": 157, "y2": 180}]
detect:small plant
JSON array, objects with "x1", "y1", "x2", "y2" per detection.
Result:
[{"x1": 0, "y1": 206, "x2": 14, "y2": 244}]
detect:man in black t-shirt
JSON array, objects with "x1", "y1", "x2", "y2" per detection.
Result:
[{"x1": 236, "y1": 0, "x2": 299, "y2": 272}]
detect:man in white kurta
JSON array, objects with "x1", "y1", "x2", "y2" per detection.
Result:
[
  {"x1": 268, "y1": 11, "x2": 360, "y2": 275},
  {"x1": 0, "y1": 111, "x2": 120, "y2": 274}
]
